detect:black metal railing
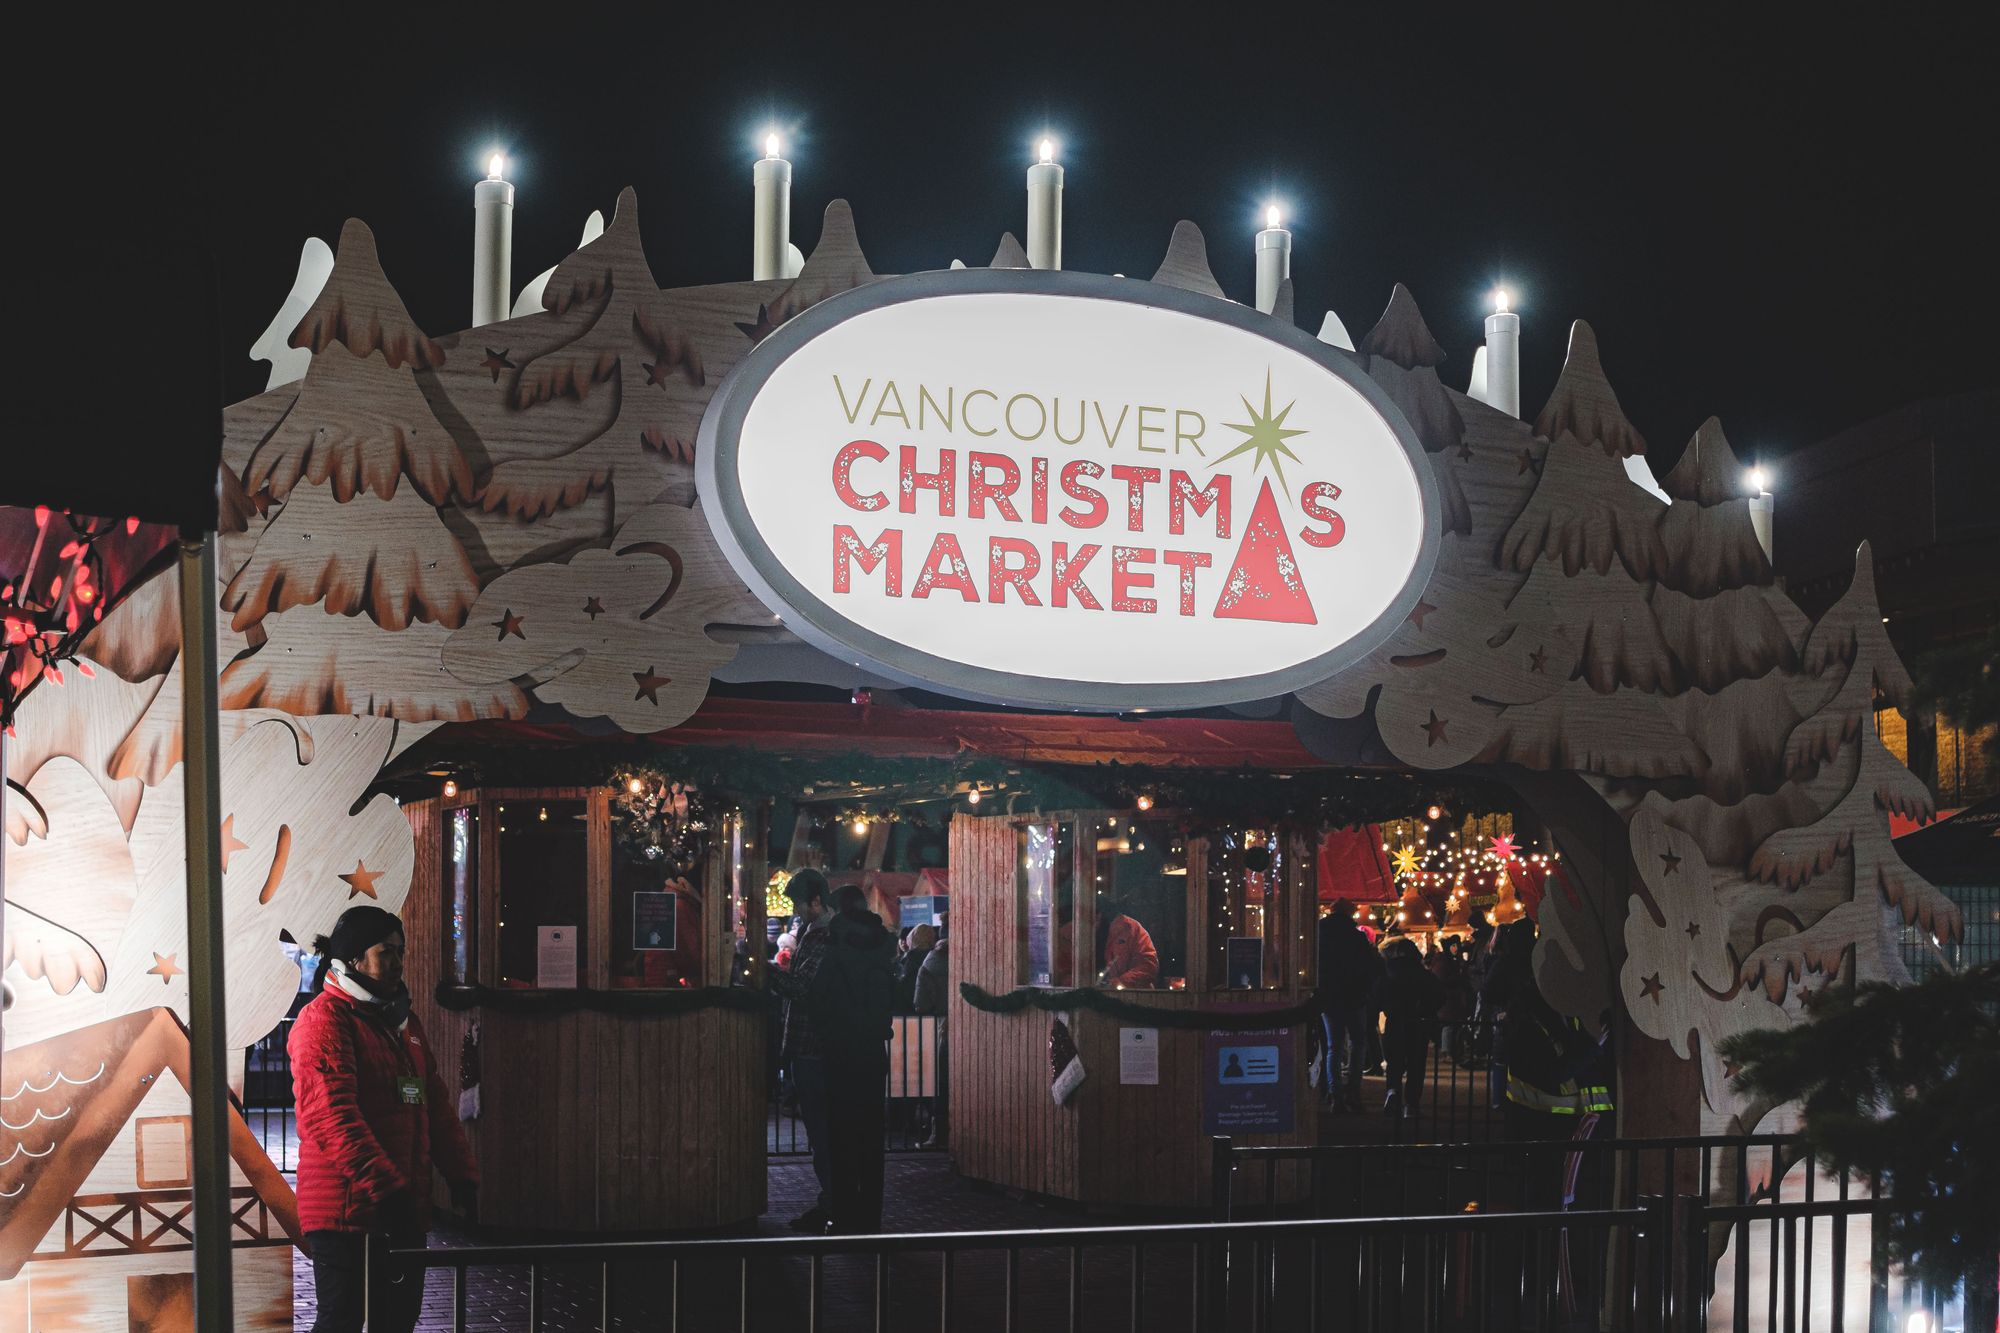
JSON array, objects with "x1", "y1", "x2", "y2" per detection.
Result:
[
  {"x1": 1314, "y1": 1017, "x2": 1505, "y2": 1143},
  {"x1": 770, "y1": 1014, "x2": 944, "y2": 1157},
  {"x1": 242, "y1": 1015, "x2": 296, "y2": 1174}
]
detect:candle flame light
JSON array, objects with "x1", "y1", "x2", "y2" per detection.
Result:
[
  {"x1": 1493, "y1": 287, "x2": 1511, "y2": 314},
  {"x1": 1039, "y1": 137, "x2": 1055, "y2": 164},
  {"x1": 765, "y1": 132, "x2": 781, "y2": 159},
  {"x1": 488, "y1": 154, "x2": 504, "y2": 181},
  {"x1": 1266, "y1": 205, "x2": 1282, "y2": 229},
  {"x1": 1747, "y1": 467, "x2": 1769, "y2": 493}
]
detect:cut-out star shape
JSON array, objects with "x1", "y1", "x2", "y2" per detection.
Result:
[
  {"x1": 1456, "y1": 439, "x2": 1474, "y2": 461},
  {"x1": 339, "y1": 861, "x2": 382, "y2": 900},
  {"x1": 479, "y1": 348, "x2": 514, "y2": 382},
  {"x1": 147, "y1": 952, "x2": 183, "y2": 984},
  {"x1": 642, "y1": 359, "x2": 677, "y2": 387},
  {"x1": 1407, "y1": 600, "x2": 1438, "y2": 629},
  {"x1": 1527, "y1": 646, "x2": 1549, "y2": 674},
  {"x1": 1517, "y1": 448, "x2": 1541, "y2": 476},
  {"x1": 1639, "y1": 973, "x2": 1664, "y2": 1004},
  {"x1": 1214, "y1": 369, "x2": 1308, "y2": 498},
  {"x1": 735, "y1": 302, "x2": 785, "y2": 343},
  {"x1": 632, "y1": 666, "x2": 669, "y2": 704},
  {"x1": 1660, "y1": 849, "x2": 1682, "y2": 876},
  {"x1": 1421, "y1": 710, "x2": 1450, "y2": 746},
  {"x1": 1722, "y1": 1058, "x2": 1741, "y2": 1080},
  {"x1": 1684, "y1": 921, "x2": 1701, "y2": 939},
  {"x1": 1392, "y1": 845, "x2": 1424, "y2": 879},
  {"x1": 218, "y1": 814, "x2": 250, "y2": 874},
  {"x1": 583, "y1": 596, "x2": 606, "y2": 620},
  {"x1": 492, "y1": 609, "x2": 525, "y2": 641}
]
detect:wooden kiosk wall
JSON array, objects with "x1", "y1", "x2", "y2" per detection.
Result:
[
  {"x1": 403, "y1": 792, "x2": 767, "y2": 1231},
  {"x1": 949, "y1": 814, "x2": 1315, "y2": 1209}
]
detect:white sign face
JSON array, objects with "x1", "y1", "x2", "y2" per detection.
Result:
[
  {"x1": 698, "y1": 273, "x2": 1438, "y2": 711},
  {"x1": 1120, "y1": 1027, "x2": 1161, "y2": 1086}
]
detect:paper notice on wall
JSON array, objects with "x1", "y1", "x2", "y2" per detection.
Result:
[
  {"x1": 1120, "y1": 1027, "x2": 1160, "y2": 1085},
  {"x1": 537, "y1": 925, "x2": 579, "y2": 989}
]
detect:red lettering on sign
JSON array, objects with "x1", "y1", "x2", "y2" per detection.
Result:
[
  {"x1": 1058, "y1": 460, "x2": 1108, "y2": 529},
  {"x1": 1214, "y1": 480, "x2": 1318, "y2": 625},
  {"x1": 1110, "y1": 465, "x2": 1163, "y2": 532},
  {"x1": 899, "y1": 446, "x2": 957, "y2": 516},
  {"x1": 1111, "y1": 546, "x2": 1157, "y2": 614},
  {"x1": 988, "y1": 537, "x2": 1043, "y2": 606},
  {"x1": 1170, "y1": 470, "x2": 1231, "y2": 538},
  {"x1": 832, "y1": 440, "x2": 890, "y2": 512},
  {"x1": 912, "y1": 532, "x2": 978, "y2": 601},
  {"x1": 1050, "y1": 542, "x2": 1105, "y2": 610},
  {"x1": 1160, "y1": 549, "x2": 1213, "y2": 616},
  {"x1": 968, "y1": 452, "x2": 1023, "y2": 522},
  {"x1": 1299, "y1": 481, "x2": 1345, "y2": 548},
  {"x1": 1030, "y1": 457, "x2": 1049, "y2": 526},
  {"x1": 832, "y1": 525, "x2": 902, "y2": 595}
]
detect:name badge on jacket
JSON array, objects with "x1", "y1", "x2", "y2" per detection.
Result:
[{"x1": 398, "y1": 1077, "x2": 425, "y2": 1105}]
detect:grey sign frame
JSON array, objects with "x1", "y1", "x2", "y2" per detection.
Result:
[{"x1": 694, "y1": 269, "x2": 1441, "y2": 713}]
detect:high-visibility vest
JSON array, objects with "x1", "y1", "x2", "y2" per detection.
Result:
[{"x1": 1506, "y1": 1072, "x2": 1613, "y2": 1115}]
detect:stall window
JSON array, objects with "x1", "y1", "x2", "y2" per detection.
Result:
[
  {"x1": 1087, "y1": 817, "x2": 1186, "y2": 989},
  {"x1": 1016, "y1": 822, "x2": 1074, "y2": 986},
  {"x1": 443, "y1": 805, "x2": 478, "y2": 985},
  {"x1": 610, "y1": 852, "x2": 707, "y2": 987},
  {"x1": 1206, "y1": 827, "x2": 1290, "y2": 989},
  {"x1": 495, "y1": 799, "x2": 589, "y2": 987}
]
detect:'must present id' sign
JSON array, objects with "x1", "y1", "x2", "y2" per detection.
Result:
[{"x1": 697, "y1": 271, "x2": 1438, "y2": 711}]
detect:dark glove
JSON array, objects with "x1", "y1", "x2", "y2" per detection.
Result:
[
  {"x1": 450, "y1": 1179, "x2": 479, "y2": 1223},
  {"x1": 371, "y1": 1189, "x2": 422, "y2": 1239}
]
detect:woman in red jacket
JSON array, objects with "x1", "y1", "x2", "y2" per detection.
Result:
[{"x1": 289, "y1": 906, "x2": 477, "y2": 1333}]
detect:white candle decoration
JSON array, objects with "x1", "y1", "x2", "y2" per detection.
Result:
[
  {"x1": 753, "y1": 133, "x2": 792, "y2": 282},
  {"x1": 472, "y1": 154, "x2": 515, "y2": 328},
  {"x1": 1746, "y1": 468, "x2": 1776, "y2": 563},
  {"x1": 1254, "y1": 205, "x2": 1291, "y2": 315},
  {"x1": 1026, "y1": 138, "x2": 1063, "y2": 270},
  {"x1": 1481, "y1": 288, "x2": 1521, "y2": 417}
]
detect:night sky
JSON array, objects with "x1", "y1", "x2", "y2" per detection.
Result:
[{"x1": 88, "y1": 12, "x2": 2000, "y2": 488}]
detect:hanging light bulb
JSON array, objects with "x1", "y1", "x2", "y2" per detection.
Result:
[
  {"x1": 967, "y1": 788, "x2": 981, "y2": 805},
  {"x1": 442, "y1": 779, "x2": 458, "y2": 799},
  {"x1": 853, "y1": 817, "x2": 869, "y2": 836},
  {"x1": 628, "y1": 777, "x2": 645, "y2": 794}
]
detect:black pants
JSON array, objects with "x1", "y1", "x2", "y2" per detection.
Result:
[
  {"x1": 308, "y1": 1225, "x2": 426, "y2": 1333},
  {"x1": 1381, "y1": 1020, "x2": 1431, "y2": 1109},
  {"x1": 825, "y1": 1061, "x2": 887, "y2": 1232},
  {"x1": 793, "y1": 1055, "x2": 832, "y2": 1212}
]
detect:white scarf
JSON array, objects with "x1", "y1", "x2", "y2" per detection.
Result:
[{"x1": 329, "y1": 958, "x2": 410, "y2": 1032}]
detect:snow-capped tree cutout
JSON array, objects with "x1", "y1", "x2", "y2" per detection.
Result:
[
  {"x1": 1357, "y1": 285, "x2": 1470, "y2": 532},
  {"x1": 442, "y1": 501, "x2": 767, "y2": 732},
  {"x1": 513, "y1": 208, "x2": 606, "y2": 319},
  {"x1": 1150, "y1": 221, "x2": 1224, "y2": 299},
  {"x1": 3, "y1": 760, "x2": 137, "y2": 1006},
  {"x1": 3, "y1": 661, "x2": 164, "y2": 844},
  {"x1": 478, "y1": 187, "x2": 708, "y2": 528},
  {"x1": 988, "y1": 232, "x2": 1030, "y2": 269},
  {"x1": 731, "y1": 201, "x2": 880, "y2": 347},
  {"x1": 218, "y1": 609, "x2": 528, "y2": 723},
  {"x1": 1661, "y1": 415, "x2": 1753, "y2": 507},
  {"x1": 1213, "y1": 480, "x2": 1315, "y2": 624},
  {"x1": 288, "y1": 218, "x2": 443, "y2": 371},
  {"x1": 1533, "y1": 319, "x2": 1647, "y2": 459}
]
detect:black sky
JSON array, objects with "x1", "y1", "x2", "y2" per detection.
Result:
[{"x1": 188, "y1": 9, "x2": 1995, "y2": 476}]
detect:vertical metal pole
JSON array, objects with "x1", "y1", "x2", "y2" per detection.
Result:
[{"x1": 180, "y1": 532, "x2": 233, "y2": 1333}]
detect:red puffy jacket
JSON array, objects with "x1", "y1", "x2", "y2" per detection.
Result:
[{"x1": 289, "y1": 982, "x2": 477, "y2": 1234}]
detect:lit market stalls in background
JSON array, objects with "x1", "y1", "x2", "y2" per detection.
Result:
[{"x1": 701, "y1": 276, "x2": 1438, "y2": 710}]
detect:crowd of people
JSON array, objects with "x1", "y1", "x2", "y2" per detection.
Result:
[{"x1": 1313, "y1": 910, "x2": 1615, "y2": 1135}]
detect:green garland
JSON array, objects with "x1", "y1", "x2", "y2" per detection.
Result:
[
  {"x1": 608, "y1": 763, "x2": 711, "y2": 874},
  {"x1": 957, "y1": 981, "x2": 1323, "y2": 1030},
  {"x1": 434, "y1": 981, "x2": 773, "y2": 1017}
]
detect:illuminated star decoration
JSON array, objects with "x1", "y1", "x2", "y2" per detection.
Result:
[
  {"x1": 147, "y1": 952, "x2": 183, "y2": 984},
  {"x1": 1214, "y1": 370, "x2": 1308, "y2": 498},
  {"x1": 1391, "y1": 845, "x2": 1424, "y2": 879},
  {"x1": 1488, "y1": 834, "x2": 1518, "y2": 862}
]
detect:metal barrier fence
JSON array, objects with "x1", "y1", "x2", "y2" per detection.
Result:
[
  {"x1": 242, "y1": 1015, "x2": 295, "y2": 1173},
  {"x1": 1313, "y1": 1017, "x2": 1505, "y2": 1143},
  {"x1": 368, "y1": 1190, "x2": 1925, "y2": 1331},
  {"x1": 770, "y1": 1014, "x2": 944, "y2": 1157}
]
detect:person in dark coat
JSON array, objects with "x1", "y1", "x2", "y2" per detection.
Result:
[
  {"x1": 289, "y1": 906, "x2": 477, "y2": 1333},
  {"x1": 895, "y1": 921, "x2": 936, "y2": 1013},
  {"x1": 767, "y1": 869, "x2": 834, "y2": 1230},
  {"x1": 913, "y1": 936, "x2": 950, "y2": 1148},
  {"x1": 811, "y1": 884, "x2": 898, "y2": 1232},
  {"x1": 1374, "y1": 939, "x2": 1445, "y2": 1118},
  {"x1": 1315, "y1": 905, "x2": 1384, "y2": 1112}
]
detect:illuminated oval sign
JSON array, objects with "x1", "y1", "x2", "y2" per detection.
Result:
[{"x1": 696, "y1": 271, "x2": 1439, "y2": 711}]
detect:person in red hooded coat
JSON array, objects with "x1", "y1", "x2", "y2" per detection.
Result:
[
  {"x1": 289, "y1": 906, "x2": 477, "y2": 1333},
  {"x1": 1100, "y1": 912, "x2": 1160, "y2": 989}
]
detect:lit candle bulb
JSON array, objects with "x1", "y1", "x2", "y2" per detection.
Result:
[
  {"x1": 1481, "y1": 287, "x2": 1522, "y2": 417},
  {"x1": 1026, "y1": 137, "x2": 1063, "y2": 270},
  {"x1": 1254, "y1": 204, "x2": 1291, "y2": 315},
  {"x1": 1746, "y1": 466, "x2": 1775, "y2": 563},
  {"x1": 472, "y1": 153, "x2": 514, "y2": 328},
  {"x1": 753, "y1": 131, "x2": 792, "y2": 281}
]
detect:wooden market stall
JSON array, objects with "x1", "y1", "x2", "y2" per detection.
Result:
[
  {"x1": 401, "y1": 787, "x2": 770, "y2": 1231},
  {"x1": 948, "y1": 812, "x2": 1319, "y2": 1209}
]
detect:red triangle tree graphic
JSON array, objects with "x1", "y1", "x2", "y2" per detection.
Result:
[{"x1": 1213, "y1": 479, "x2": 1318, "y2": 625}]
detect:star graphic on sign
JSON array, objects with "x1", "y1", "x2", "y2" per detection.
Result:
[
  {"x1": 1421, "y1": 710, "x2": 1450, "y2": 746},
  {"x1": 1685, "y1": 921, "x2": 1701, "y2": 939},
  {"x1": 492, "y1": 609, "x2": 525, "y2": 641},
  {"x1": 1456, "y1": 438, "x2": 1474, "y2": 461},
  {"x1": 1392, "y1": 845, "x2": 1424, "y2": 879},
  {"x1": 147, "y1": 952, "x2": 183, "y2": 984},
  {"x1": 1660, "y1": 849, "x2": 1682, "y2": 876},
  {"x1": 583, "y1": 596, "x2": 605, "y2": 620},
  {"x1": 1488, "y1": 834, "x2": 1518, "y2": 862},
  {"x1": 1407, "y1": 600, "x2": 1438, "y2": 629},
  {"x1": 339, "y1": 861, "x2": 382, "y2": 900},
  {"x1": 479, "y1": 348, "x2": 514, "y2": 382},
  {"x1": 735, "y1": 302, "x2": 785, "y2": 343},
  {"x1": 218, "y1": 814, "x2": 250, "y2": 874},
  {"x1": 1639, "y1": 973, "x2": 1664, "y2": 1004},
  {"x1": 1517, "y1": 448, "x2": 1541, "y2": 476},
  {"x1": 642, "y1": 359, "x2": 676, "y2": 387},
  {"x1": 632, "y1": 666, "x2": 669, "y2": 704},
  {"x1": 1527, "y1": 646, "x2": 1549, "y2": 674},
  {"x1": 1214, "y1": 369, "x2": 1309, "y2": 498}
]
